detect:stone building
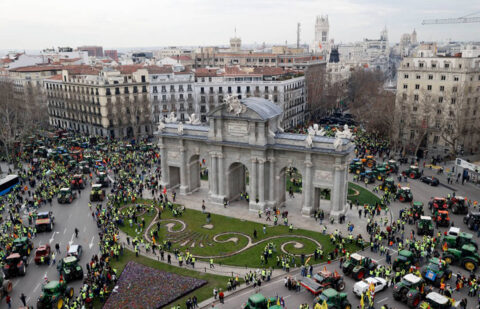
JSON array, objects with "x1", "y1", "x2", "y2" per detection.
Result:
[
  {"x1": 393, "y1": 55, "x2": 480, "y2": 156},
  {"x1": 45, "y1": 65, "x2": 152, "y2": 138},
  {"x1": 156, "y1": 97, "x2": 354, "y2": 217}
]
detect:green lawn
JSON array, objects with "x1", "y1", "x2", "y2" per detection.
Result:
[
  {"x1": 348, "y1": 182, "x2": 381, "y2": 206},
  {"x1": 119, "y1": 204, "x2": 361, "y2": 268},
  {"x1": 98, "y1": 249, "x2": 229, "y2": 309}
]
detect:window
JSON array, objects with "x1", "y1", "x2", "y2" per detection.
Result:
[
  {"x1": 416, "y1": 75, "x2": 421, "y2": 79},
  {"x1": 414, "y1": 94, "x2": 419, "y2": 101},
  {"x1": 451, "y1": 98, "x2": 456, "y2": 104},
  {"x1": 133, "y1": 86, "x2": 138, "y2": 93},
  {"x1": 162, "y1": 95, "x2": 166, "y2": 102},
  {"x1": 410, "y1": 131, "x2": 415, "y2": 139},
  {"x1": 419, "y1": 63, "x2": 424, "y2": 68},
  {"x1": 428, "y1": 75, "x2": 433, "y2": 80},
  {"x1": 440, "y1": 86, "x2": 445, "y2": 91},
  {"x1": 402, "y1": 93, "x2": 407, "y2": 100},
  {"x1": 403, "y1": 84, "x2": 408, "y2": 89},
  {"x1": 415, "y1": 84, "x2": 420, "y2": 90},
  {"x1": 437, "y1": 109, "x2": 442, "y2": 115},
  {"x1": 153, "y1": 86, "x2": 158, "y2": 93},
  {"x1": 413, "y1": 106, "x2": 418, "y2": 112},
  {"x1": 454, "y1": 76, "x2": 459, "y2": 81},
  {"x1": 142, "y1": 86, "x2": 147, "y2": 93},
  {"x1": 427, "y1": 85, "x2": 432, "y2": 91},
  {"x1": 452, "y1": 87, "x2": 457, "y2": 92},
  {"x1": 404, "y1": 74, "x2": 409, "y2": 79},
  {"x1": 433, "y1": 136, "x2": 439, "y2": 144},
  {"x1": 438, "y1": 97, "x2": 443, "y2": 103},
  {"x1": 449, "y1": 111, "x2": 454, "y2": 116},
  {"x1": 444, "y1": 63, "x2": 450, "y2": 68},
  {"x1": 441, "y1": 75, "x2": 446, "y2": 80}
]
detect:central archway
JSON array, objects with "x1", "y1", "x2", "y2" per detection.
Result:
[
  {"x1": 227, "y1": 162, "x2": 249, "y2": 202},
  {"x1": 278, "y1": 166, "x2": 304, "y2": 210}
]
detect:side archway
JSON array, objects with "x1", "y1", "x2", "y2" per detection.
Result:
[{"x1": 226, "y1": 162, "x2": 249, "y2": 202}]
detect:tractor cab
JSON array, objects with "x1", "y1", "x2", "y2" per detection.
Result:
[
  {"x1": 37, "y1": 281, "x2": 74, "y2": 309},
  {"x1": 363, "y1": 170, "x2": 375, "y2": 184},
  {"x1": 313, "y1": 288, "x2": 351, "y2": 309},
  {"x1": 417, "y1": 216, "x2": 434, "y2": 236},
  {"x1": 3, "y1": 253, "x2": 26, "y2": 278},
  {"x1": 393, "y1": 274, "x2": 427, "y2": 306},
  {"x1": 97, "y1": 172, "x2": 110, "y2": 188},
  {"x1": 379, "y1": 177, "x2": 396, "y2": 193},
  {"x1": 402, "y1": 165, "x2": 421, "y2": 179},
  {"x1": 242, "y1": 293, "x2": 280, "y2": 309},
  {"x1": 421, "y1": 258, "x2": 452, "y2": 286},
  {"x1": 57, "y1": 256, "x2": 84, "y2": 283},
  {"x1": 78, "y1": 161, "x2": 90, "y2": 174},
  {"x1": 349, "y1": 158, "x2": 360, "y2": 172},
  {"x1": 434, "y1": 210, "x2": 450, "y2": 227},
  {"x1": 396, "y1": 187, "x2": 413, "y2": 203},
  {"x1": 58, "y1": 187, "x2": 77, "y2": 204},
  {"x1": 419, "y1": 292, "x2": 453, "y2": 309},
  {"x1": 352, "y1": 161, "x2": 364, "y2": 175},
  {"x1": 411, "y1": 202, "x2": 425, "y2": 219},
  {"x1": 431, "y1": 197, "x2": 448, "y2": 211},
  {"x1": 71, "y1": 174, "x2": 86, "y2": 190},
  {"x1": 375, "y1": 167, "x2": 388, "y2": 181},
  {"x1": 385, "y1": 160, "x2": 399, "y2": 173},
  {"x1": 12, "y1": 237, "x2": 33, "y2": 257},
  {"x1": 90, "y1": 184, "x2": 105, "y2": 202},
  {"x1": 393, "y1": 250, "x2": 418, "y2": 271},
  {"x1": 449, "y1": 196, "x2": 468, "y2": 214}
]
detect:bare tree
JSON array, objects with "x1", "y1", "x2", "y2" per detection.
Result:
[{"x1": 439, "y1": 86, "x2": 469, "y2": 156}]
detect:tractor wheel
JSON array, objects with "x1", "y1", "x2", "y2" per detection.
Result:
[
  {"x1": 344, "y1": 304, "x2": 352, "y2": 309},
  {"x1": 400, "y1": 289, "x2": 408, "y2": 302},
  {"x1": 468, "y1": 220, "x2": 475, "y2": 230},
  {"x1": 66, "y1": 287, "x2": 74, "y2": 298},
  {"x1": 337, "y1": 281, "x2": 345, "y2": 291},
  {"x1": 452, "y1": 205, "x2": 459, "y2": 214},
  {"x1": 2, "y1": 279, "x2": 12, "y2": 293},
  {"x1": 379, "y1": 185, "x2": 383, "y2": 190},
  {"x1": 409, "y1": 173, "x2": 415, "y2": 179},
  {"x1": 54, "y1": 296, "x2": 64, "y2": 309},
  {"x1": 356, "y1": 170, "x2": 360, "y2": 175},
  {"x1": 446, "y1": 270, "x2": 452, "y2": 280},
  {"x1": 399, "y1": 196, "x2": 405, "y2": 202},
  {"x1": 356, "y1": 268, "x2": 366, "y2": 280},
  {"x1": 19, "y1": 264, "x2": 26, "y2": 276},
  {"x1": 408, "y1": 294, "x2": 421, "y2": 308},
  {"x1": 27, "y1": 247, "x2": 31, "y2": 255},
  {"x1": 463, "y1": 259, "x2": 478, "y2": 271}
]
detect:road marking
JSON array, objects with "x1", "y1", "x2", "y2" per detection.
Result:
[
  {"x1": 33, "y1": 282, "x2": 41, "y2": 292},
  {"x1": 89, "y1": 236, "x2": 95, "y2": 249},
  {"x1": 69, "y1": 233, "x2": 75, "y2": 246},
  {"x1": 376, "y1": 297, "x2": 388, "y2": 303},
  {"x1": 49, "y1": 231, "x2": 59, "y2": 244},
  {"x1": 12, "y1": 281, "x2": 19, "y2": 288},
  {"x1": 63, "y1": 227, "x2": 67, "y2": 235},
  {"x1": 283, "y1": 294, "x2": 291, "y2": 299},
  {"x1": 26, "y1": 297, "x2": 30, "y2": 303},
  {"x1": 83, "y1": 226, "x2": 87, "y2": 232}
]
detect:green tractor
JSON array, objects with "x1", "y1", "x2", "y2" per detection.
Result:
[
  {"x1": 420, "y1": 258, "x2": 452, "y2": 287},
  {"x1": 97, "y1": 172, "x2": 110, "y2": 188},
  {"x1": 362, "y1": 170, "x2": 376, "y2": 184},
  {"x1": 396, "y1": 187, "x2": 413, "y2": 203},
  {"x1": 11, "y1": 237, "x2": 34, "y2": 258},
  {"x1": 411, "y1": 202, "x2": 425, "y2": 220},
  {"x1": 351, "y1": 161, "x2": 364, "y2": 175},
  {"x1": 442, "y1": 244, "x2": 480, "y2": 272},
  {"x1": 313, "y1": 288, "x2": 352, "y2": 309},
  {"x1": 56, "y1": 256, "x2": 84, "y2": 282},
  {"x1": 349, "y1": 159, "x2": 360, "y2": 173},
  {"x1": 441, "y1": 232, "x2": 478, "y2": 251},
  {"x1": 418, "y1": 292, "x2": 455, "y2": 309},
  {"x1": 242, "y1": 293, "x2": 282, "y2": 309},
  {"x1": 402, "y1": 165, "x2": 421, "y2": 179},
  {"x1": 417, "y1": 216, "x2": 434, "y2": 236},
  {"x1": 374, "y1": 167, "x2": 388, "y2": 181},
  {"x1": 385, "y1": 160, "x2": 399, "y2": 174},
  {"x1": 57, "y1": 188, "x2": 77, "y2": 204},
  {"x1": 378, "y1": 177, "x2": 397, "y2": 193},
  {"x1": 341, "y1": 253, "x2": 377, "y2": 281},
  {"x1": 392, "y1": 274, "x2": 430, "y2": 308},
  {"x1": 36, "y1": 280, "x2": 74, "y2": 309},
  {"x1": 90, "y1": 184, "x2": 105, "y2": 202},
  {"x1": 0, "y1": 276, "x2": 12, "y2": 299},
  {"x1": 392, "y1": 250, "x2": 419, "y2": 272}
]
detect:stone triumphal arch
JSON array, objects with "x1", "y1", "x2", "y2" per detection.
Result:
[{"x1": 156, "y1": 96, "x2": 354, "y2": 217}]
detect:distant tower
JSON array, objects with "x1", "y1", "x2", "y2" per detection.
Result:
[
  {"x1": 297, "y1": 23, "x2": 301, "y2": 48},
  {"x1": 380, "y1": 26, "x2": 388, "y2": 41},
  {"x1": 314, "y1": 15, "x2": 329, "y2": 54},
  {"x1": 230, "y1": 27, "x2": 242, "y2": 52},
  {"x1": 411, "y1": 28, "x2": 417, "y2": 44}
]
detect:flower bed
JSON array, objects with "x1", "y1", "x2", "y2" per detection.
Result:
[{"x1": 104, "y1": 261, "x2": 207, "y2": 309}]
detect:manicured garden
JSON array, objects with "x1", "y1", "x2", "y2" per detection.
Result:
[
  {"x1": 347, "y1": 182, "x2": 381, "y2": 206},
  {"x1": 119, "y1": 204, "x2": 362, "y2": 269}
]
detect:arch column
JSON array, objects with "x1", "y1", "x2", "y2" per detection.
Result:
[
  {"x1": 330, "y1": 163, "x2": 347, "y2": 218},
  {"x1": 301, "y1": 160, "x2": 313, "y2": 216},
  {"x1": 179, "y1": 147, "x2": 188, "y2": 194},
  {"x1": 258, "y1": 159, "x2": 265, "y2": 208},
  {"x1": 160, "y1": 145, "x2": 168, "y2": 187},
  {"x1": 217, "y1": 153, "x2": 225, "y2": 198},
  {"x1": 268, "y1": 158, "x2": 275, "y2": 206},
  {"x1": 249, "y1": 157, "x2": 258, "y2": 211},
  {"x1": 209, "y1": 154, "x2": 218, "y2": 196}
]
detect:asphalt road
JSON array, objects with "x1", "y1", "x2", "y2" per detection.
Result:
[
  {"x1": 218, "y1": 163, "x2": 480, "y2": 309},
  {"x1": 5, "y1": 176, "x2": 100, "y2": 309}
]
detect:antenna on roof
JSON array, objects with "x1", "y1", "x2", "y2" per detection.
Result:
[{"x1": 234, "y1": 27, "x2": 237, "y2": 38}]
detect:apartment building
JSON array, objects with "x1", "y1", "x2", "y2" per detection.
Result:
[
  {"x1": 46, "y1": 65, "x2": 152, "y2": 138},
  {"x1": 193, "y1": 66, "x2": 306, "y2": 129},
  {"x1": 394, "y1": 55, "x2": 480, "y2": 156},
  {"x1": 148, "y1": 66, "x2": 196, "y2": 123}
]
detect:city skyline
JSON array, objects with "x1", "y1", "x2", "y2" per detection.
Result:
[{"x1": 0, "y1": 0, "x2": 479, "y2": 51}]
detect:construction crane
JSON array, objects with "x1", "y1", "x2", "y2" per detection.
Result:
[{"x1": 422, "y1": 11, "x2": 480, "y2": 25}]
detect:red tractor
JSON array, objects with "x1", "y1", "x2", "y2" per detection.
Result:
[
  {"x1": 34, "y1": 244, "x2": 51, "y2": 265},
  {"x1": 433, "y1": 210, "x2": 450, "y2": 227},
  {"x1": 430, "y1": 197, "x2": 448, "y2": 212},
  {"x1": 71, "y1": 174, "x2": 86, "y2": 190}
]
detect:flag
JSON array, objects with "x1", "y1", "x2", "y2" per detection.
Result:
[
  {"x1": 360, "y1": 293, "x2": 365, "y2": 309},
  {"x1": 442, "y1": 242, "x2": 448, "y2": 251},
  {"x1": 163, "y1": 187, "x2": 167, "y2": 194},
  {"x1": 152, "y1": 236, "x2": 156, "y2": 245},
  {"x1": 305, "y1": 257, "x2": 311, "y2": 266}
]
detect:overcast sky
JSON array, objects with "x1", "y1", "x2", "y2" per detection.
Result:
[{"x1": 1, "y1": 0, "x2": 479, "y2": 51}]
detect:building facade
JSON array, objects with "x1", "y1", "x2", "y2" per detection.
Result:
[
  {"x1": 313, "y1": 15, "x2": 330, "y2": 54},
  {"x1": 104, "y1": 50, "x2": 118, "y2": 61},
  {"x1": 46, "y1": 65, "x2": 152, "y2": 138},
  {"x1": 77, "y1": 46, "x2": 103, "y2": 57},
  {"x1": 393, "y1": 56, "x2": 480, "y2": 156}
]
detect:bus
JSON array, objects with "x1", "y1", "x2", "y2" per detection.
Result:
[{"x1": 0, "y1": 175, "x2": 20, "y2": 196}]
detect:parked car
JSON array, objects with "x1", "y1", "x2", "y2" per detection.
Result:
[
  {"x1": 353, "y1": 277, "x2": 387, "y2": 297},
  {"x1": 419, "y1": 176, "x2": 439, "y2": 186}
]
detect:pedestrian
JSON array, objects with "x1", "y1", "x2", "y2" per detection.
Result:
[
  {"x1": 51, "y1": 252, "x2": 56, "y2": 265},
  {"x1": 5, "y1": 294, "x2": 11, "y2": 309},
  {"x1": 20, "y1": 293, "x2": 26, "y2": 306}
]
